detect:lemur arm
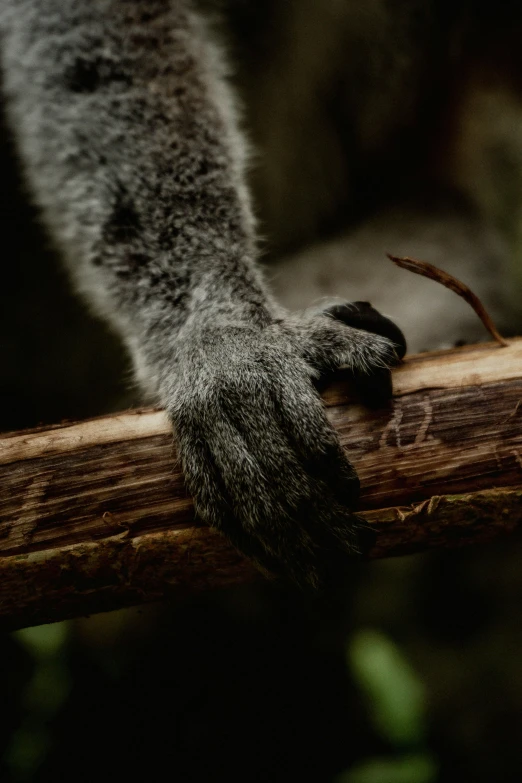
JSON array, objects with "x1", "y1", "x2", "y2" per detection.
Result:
[{"x1": 0, "y1": 0, "x2": 403, "y2": 587}]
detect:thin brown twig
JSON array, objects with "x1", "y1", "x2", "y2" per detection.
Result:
[{"x1": 387, "y1": 253, "x2": 509, "y2": 347}]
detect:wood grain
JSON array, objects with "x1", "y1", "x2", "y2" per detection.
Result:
[{"x1": 1, "y1": 339, "x2": 522, "y2": 630}]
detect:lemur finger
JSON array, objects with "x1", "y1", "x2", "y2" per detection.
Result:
[
  {"x1": 267, "y1": 379, "x2": 361, "y2": 507},
  {"x1": 294, "y1": 317, "x2": 396, "y2": 375},
  {"x1": 324, "y1": 301, "x2": 407, "y2": 359}
]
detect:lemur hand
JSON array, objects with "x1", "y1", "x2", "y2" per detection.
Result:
[{"x1": 169, "y1": 303, "x2": 405, "y2": 588}]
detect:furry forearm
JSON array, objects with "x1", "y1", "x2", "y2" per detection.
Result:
[
  {"x1": 1, "y1": 0, "x2": 407, "y2": 587},
  {"x1": 1, "y1": 0, "x2": 273, "y2": 359}
]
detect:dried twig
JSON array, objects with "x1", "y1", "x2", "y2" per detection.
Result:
[{"x1": 387, "y1": 254, "x2": 509, "y2": 347}]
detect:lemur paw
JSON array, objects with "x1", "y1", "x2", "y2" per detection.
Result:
[{"x1": 168, "y1": 303, "x2": 405, "y2": 588}]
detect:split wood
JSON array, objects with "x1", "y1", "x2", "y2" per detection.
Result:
[{"x1": 1, "y1": 339, "x2": 522, "y2": 630}]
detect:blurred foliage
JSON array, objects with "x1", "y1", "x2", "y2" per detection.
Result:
[
  {"x1": 349, "y1": 629, "x2": 427, "y2": 747},
  {"x1": 6, "y1": 625, "x2": 70, "y2": 782},
  {"x1": 337, "y1": 629, "x2": 438, "y2": 783},
  {"x1": 340, "y1": 754, "x2": 437, "y2": 783}
]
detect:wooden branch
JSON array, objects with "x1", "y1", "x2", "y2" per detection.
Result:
[{"x1": 1, "y1": 339, "x2": 522, "y2": 630}]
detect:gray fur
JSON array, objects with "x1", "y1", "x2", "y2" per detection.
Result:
[
  {"x1": 0, "y1": 0, "x2": 399, "y2": 586},
  {"x1": 3, "y1": 1, "x2": 522, "y2": 585}
]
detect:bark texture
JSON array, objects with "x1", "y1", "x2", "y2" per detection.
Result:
[{"x1": 1, "y1": 339, "x2": 522, "y2": 630}]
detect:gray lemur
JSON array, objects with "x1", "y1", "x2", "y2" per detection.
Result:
[{"x1": 1, "y1": 1, "x2": 521, "y2": 587}]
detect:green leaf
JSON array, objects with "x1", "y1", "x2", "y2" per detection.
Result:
[{"x1": 348, "y1": 629, "x2": 426, "y2": 746}]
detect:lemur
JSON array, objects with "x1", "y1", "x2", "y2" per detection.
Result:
[{"x1": 2, "y1": 1, "x2": 521, "y2": 586}]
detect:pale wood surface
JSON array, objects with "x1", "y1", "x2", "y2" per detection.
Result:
[{"x1": 1, "y1": 339, "x2": 522, "y2": 630}]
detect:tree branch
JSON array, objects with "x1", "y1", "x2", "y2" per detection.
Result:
[{"x1": 1, "y1": 339, "x2": 522, "y2": 630}]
